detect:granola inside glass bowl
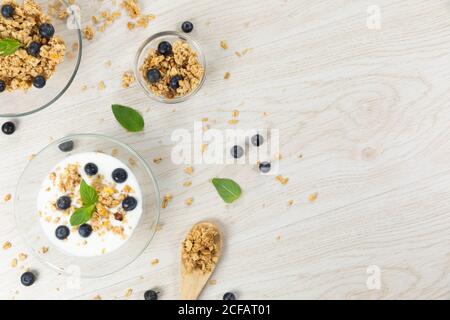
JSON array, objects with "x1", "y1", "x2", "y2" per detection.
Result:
[
  {"x1": 14, "y1": 134, "x2": 160, "y2": 278},
  {"x1": 135, "y1": 31, "x2": 206, "y2": 104},
  {"x1": 0, "y1": 0, "x2": 82, "y2": 118}
]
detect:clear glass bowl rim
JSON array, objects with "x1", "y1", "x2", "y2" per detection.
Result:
[
  {"x1": 134, "y1": 30, "x2": 207, "y2": 104},
  {"x1": 14, "y1": 133, "x2": 161, "y2": 278}
]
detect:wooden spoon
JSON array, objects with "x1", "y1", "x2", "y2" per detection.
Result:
[{"x1": 180, "y1": 221, "x2": 222, "y2": 300}]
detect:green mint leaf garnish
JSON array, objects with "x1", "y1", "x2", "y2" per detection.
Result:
[
  {"x1": 0, "y1": 38, "x2": 21, "y2": 56},
  {"x1": 112, "y1": 104, "x2": 145, "y2": 132},
  {"x1": 211, "y1": 178, "x2": 242, "y2": 204},
  {"x1": 70, "y1": 204, "x2": 96, "y2": 226},
  {"x1": 80, "y1": 179, "x2": 98, "y2": 206}
]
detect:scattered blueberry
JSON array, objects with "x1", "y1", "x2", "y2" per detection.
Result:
[
  {"x1": 84, "y1": 163, "x2": 98, "y2": 176},
  {"x1": 122, "y1": 196, "x2": 137, "y2": 211},
  {"x1": 58, "y1": 140, "x2": 74, "y2": 152},
  {"x1": 55, "y1": 225, "x2": 70, "y2": 240},
  {"x1": 2, "y1": 121, "x2": 15, "y2": 135},
  {"x1": 223, "y1": 292, "x2": 236, "y2": 300},
  {"x1": 32, "y1": 75, "x2": 46, "y2": 89},
  {"x1": 0, "y1": 80, "x2": 5, "y2": 92},
  {"x1": 251, "y1": 134, "x2": 264, "y2": 147},
  {"x1": 112, "y1": 168, "x2": 128, "y2": 183},
  {"x1": 144, "y1": 290, "x2": 158, "y2": 300},
  {"x1": 56, "y1": 196, "x2": 71, "y2": 210},
  {"x1": 231, "y1": 145, "x2": 244, "y2": 159},
  {"x1": 181, "y1": 21, "x2": 194, "y2": 33},
  {"x1": 78, "y1": 224, "x2": 93, "y2": 238},
  {"x1": 27, "y1": 41, "x2": 41, "y2": 57},
  {"x1": 20, "y1": 272, "x2": 36, "y2": 287},
  {"x1": 259, "y1": 161, "x2": 271, "y2": 174},
  {"x1": 146, "y1": 68, "x2": 161, "y2": 83},
  {"x1": 169, "y1": 75, "x2": 182, "y2": 90},
  {"x1": 1, "y1": 4, "x2": 14, "y2": 18},
  {"x1": 157, "y1": 41, "x2": 172, "y2": 55},
  {"x1": 39, "y1": 23, "x2": 55, "y2": 39}
]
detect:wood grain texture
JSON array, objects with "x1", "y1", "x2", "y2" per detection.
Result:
[{"x1": 1, "y1": 0, "x2": 450, "y2": 299}]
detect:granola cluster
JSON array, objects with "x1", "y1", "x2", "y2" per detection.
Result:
[
  {"x1": 140, "y1": 40, "x2": 204, "y2": 99},
  {"x1": 0, "y1": 0, "x2": 66, "y2": 91},
  {"x1": 182, "y1": 224, "x2": 220, "y2": 274},
  {"x1": 43, "y1": 163, "x2": 132, "y2": 239}
]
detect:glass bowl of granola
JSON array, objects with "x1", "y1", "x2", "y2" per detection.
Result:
[
  {"x1": 14, "y1": 134, "x2": 160, "y2": 278},
  {"x1": 0, "y1": 0, "x2": 82, "y2": 118},
  {"x1": 135, "y1": 31, "x2": 206, "y2": 104}
]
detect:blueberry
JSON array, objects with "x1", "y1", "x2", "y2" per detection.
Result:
[
  {"x1": 122, "y1": 196, "x2": 137, "y2": 211},
  {"x1": 259, "y1": 161, "x2": 271, "y2": 174},
  {"x1": 0, "y1": 80, "x2": 5, "y2": 92},
  {"x1": 58, "y1": 140, "x2": 74, "y2": 152},
  {"x1": 32, "y1": 75, "x2": 46, "y2": 89},
  {"x1": 27, "y1": 41, "x2": 41, "y2": 57},
  {"x1": 55, "y1": 225, "x2": 70, "y2": 240},
  {"x1": 39, "y1": 23, "x2": 55, "y2": 39},
  {"x1": 231, "y1": 145, "x2": 244, "y2": 159},
  {"x1": 251, "y1": 134, "x2": 264, "y2": 147},
  {"x1": 56, "y1": 196, "x2": 71, "y2": 210},
  {"x1": 20, "y1": 272, "x2": 36, "y2": 287},
  {"x1": 2, "y1": 121, "x2": 15, "y2": 135},
  {"x1": 146, "y1": 68, "x2": 161, "y2": 83},
  {"x1": 223, "y1": 292, "x2": 236, "y2": 300},
  {"x1": 157, "y1": 41, "x2": 172, "y2": 55},
  {"x1": 112, "y1": 168, "x2": 128, "y2": 183},
  {"x1": 1, "y1": 5, "x2": 14, "y2": 18},
  {"x1": 144, "y1": 290, "x2": 158, "y2": 300},
  {"x1": 84, "y1": 163, "x2": 98, "y2": 176},
  {"x1": 169, "y1": 75, "x2": 182, "y2": 90},
  {"x1": 181, "y1": 21, "x2": 194, "y2": 33},
  {"x1": 78, "y1": 224, "x2": 93, "y2": 238}
]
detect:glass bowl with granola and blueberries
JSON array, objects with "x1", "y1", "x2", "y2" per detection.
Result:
[
  {"x1": 135, "y1": 31, "x2": 206, "y2": 104},
  {"x1": 0, "y1": 0, "x2": 82, "y2": 118},
  {"x1": 14, "y1": 134, "x2": 160, "y2": 278}
]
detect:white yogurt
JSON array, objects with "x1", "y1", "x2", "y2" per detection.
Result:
[{"x1": 37, "y1": 152, "x2": 143, "y2": 257}]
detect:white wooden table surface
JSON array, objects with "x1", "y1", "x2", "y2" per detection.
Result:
[{"x1": 1, "y1": 0, "x2": 450, "y2": 300}]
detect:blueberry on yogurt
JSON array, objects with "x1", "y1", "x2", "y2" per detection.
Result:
[
  {"x1": 0, "y1": 80, "x2": 6, "y2": 93},
  {"x1": 84, "y1": 163, "x2": 98, "y2": 176},
  {"x1": 55, "y1": 225, "x2": 70, "y2": 240},
  {"x1": 112, "y1": 168, "x2": 128, "y2": 183},
  {"x1": 122, "y1": 196, "x2": 137, "y2": 211},
  {"x1": 56, "y1": 196, "x2": 71, "y2": 210},
  {"x1": 78, "y1": 224, "x2": 93, "y2": 238}
]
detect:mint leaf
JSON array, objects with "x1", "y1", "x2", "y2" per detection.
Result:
[
  {"x1": 70, "y1": 204, "x2": 96, "y2": 226},
  {"x1": 80, "y1": 179, "x2": 98, "y2": 206},
  {"x1": 212, "y1": 178, "x2": 242, "y2": 204},
  {"x1": 112, "y1": 104, "x2": 144, "y2": 132},
  {"x1": 0, "y1": 38, "x2": 21, "y2": 56}
]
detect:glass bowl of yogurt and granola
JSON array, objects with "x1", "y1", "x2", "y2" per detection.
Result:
[
  {"x1": 0, "y1": 0, "x2": 82, "y2": 118},
  {"x1": 14, "y1": 134, "x2": 160, "y2": 278},
  {"x1": 135, "y1": 31, "x2": 206, "y2": 104}
]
